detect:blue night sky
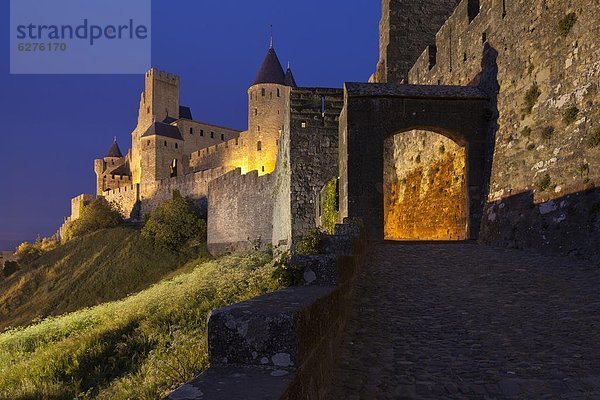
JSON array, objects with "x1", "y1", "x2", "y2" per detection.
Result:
[{"x1": 0, "y1": 1, "x2": 380, "y2": 251}]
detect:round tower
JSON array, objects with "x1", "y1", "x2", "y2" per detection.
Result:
[{"x1": 247, "y1": 41, "x2": 297, "y2": 175}]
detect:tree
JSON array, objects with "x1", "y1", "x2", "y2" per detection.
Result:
[
  {"x1": 142, "y1": 191, "x2": 207, "y2": 251},
  {"x1": 64, "y1": 198, "x2": 123, "y2": 241},
  {"x1": 15, "y1": 242, "x2": 44, "y2": 264}
]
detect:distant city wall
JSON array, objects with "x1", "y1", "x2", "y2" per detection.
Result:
[
  {"x1": 103, "y1": 185, "x2": 139, "y2": 219},
  {"x1": 140, "y1": 166, "x2": 227, "y2": 217}
]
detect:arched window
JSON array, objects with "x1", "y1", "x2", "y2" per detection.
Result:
[
  {"x1": 257, "y1": 141, "x2": 262, "y2": 151},
  {"x1": 190, "y1": 127, "x2": 193, "y2": 135},
  {"x1": 261, "y1": 88, "x2": 266, "y2": 97},
  {"x1": 164, "y1": 141, "x2": 167, "y2": 146},
  {"x1": 277, "y1": 88, "x2": 280, "y2": 97}
]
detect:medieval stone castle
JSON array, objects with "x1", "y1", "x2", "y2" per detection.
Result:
[{"x1": 61, "y1": 0, "x2": 599, "y2": 261}]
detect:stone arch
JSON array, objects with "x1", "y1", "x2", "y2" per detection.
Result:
[
  {"x1": 339, "y1": 83, "x2": 489, "y2": 240},
  {"x1": 384, "y1": 127, "x2": 468, "y2": 240}
]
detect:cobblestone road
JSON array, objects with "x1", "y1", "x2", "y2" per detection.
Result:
[{"x1": 326, "y1": 243, "x2": 600, "y2": 399}]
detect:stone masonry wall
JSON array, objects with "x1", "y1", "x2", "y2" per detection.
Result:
[
  {"x1": 373, "y1": 0, "x2": 461, "y2": 83},
  {"x1": 140, "y1": 167, "x2": 226, "y2": 217},
  {"x1": 103, "y1": 184, "x2": 140, "y2": 219},
  {"x1": 384, "y1": 131, "x2": 468, "y2": 240},
  {"x1": 207, "y1": 169, "x2": 275, "y2": 256},
  {"x1": 271, "y1": 92, "x2": 293, "y2": 252},
  {"x1": 289, "y1": 88, "x2": 344, "y2": 242},
  {"x1": 405, "y1": 0, "x2": 600, "y2": 259}
]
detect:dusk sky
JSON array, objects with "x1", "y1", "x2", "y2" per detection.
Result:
[{"x1": 0, "y1": 1, "x2": 380, "y2": 251}]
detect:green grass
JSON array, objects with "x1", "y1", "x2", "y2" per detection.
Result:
[
  {"x1": 0, "y1": 226, "x2": 203, "y2": 332},
  {"x1": 0, "y1": 252, "x2": 279, "y2": 400},
  {"x1": 322, "y1": 178, "x2": 340, "y2": 235}
]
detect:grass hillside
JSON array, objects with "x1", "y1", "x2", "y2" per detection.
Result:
[
  {"x1": 0, "y1": 252, "x2": 280, "y2": 400},
  {"x1": 0, "y1": 226, "x2": 201, "y2": 331}
]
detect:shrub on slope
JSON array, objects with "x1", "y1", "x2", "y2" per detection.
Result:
[
  {"x1": 63, "y1": 197, "x2": 123, "y2": 241},
  {"x1": 142, "y1": 191, "x2": 207, "y2": 252}
]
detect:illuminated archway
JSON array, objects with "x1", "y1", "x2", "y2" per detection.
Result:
[
  {"x1": 384, "y1": 129, "x2": 468, "y2": 240},
  {"x1": 339, "y1": 82, "x2": 489, "y2": 241}
]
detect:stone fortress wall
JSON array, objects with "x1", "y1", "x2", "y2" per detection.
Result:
[
  {"x1": 373, "y1": 0, "x2": 461, "y2": 84},
  {"x1": 206, "y1": 88, "x2": 344, "y2": 255},
  {"x1": 207, "y1": 169, "x2": 276, "y2": 255},
  {"x1": 61, "y1": 44, "x2": 333, "y2": 255},
  {"x1": 287, "y1": 88, "x2": 344, "y2": 241},
  {"x1": 384, "y1": 0, "x2": 600, "y2": 257},
  {"x1": 190, "y1": 83, "x2": 289, "y2": 176},
  {"x1": 101, "y1": 167, "x2": 227, "y2": 219}
]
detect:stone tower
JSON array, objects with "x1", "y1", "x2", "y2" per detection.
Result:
[
  {"x1": 373, "y1": 0, "x2": 461, "y2": 83},
  {"x1": 247, "y1": 42, "x2": 296, "y2": 175},
  {"x1": 139, "y1": 122, "x2": 184, "y2": 183},
  {"x1": 131, "y1": 69, "x2": 181, "y2": 183},
  {"x1": 94, "y1": 138, "x2": 129, "y2": 194}
]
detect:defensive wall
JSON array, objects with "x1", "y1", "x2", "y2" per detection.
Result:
[
  {"x1": 102, "y1": 167, "x2": 227, "y2": 220},
  {"x1": 400, "y1": 0, "x2": 600, "y2": 258},
  {"x1": 207, "y1": 169, "x2": 275, "y2": 255},
  {"x1": 373, "y1": 0, "x2": 461, "y2": 84},
  {"x1": 288, "y1": 88, "x2": 344, "y2": 242},
  {"x1": 205, "y1": 87, "x2": 344, "y2": 255}
]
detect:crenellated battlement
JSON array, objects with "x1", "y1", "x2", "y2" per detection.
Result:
[
  {"x1": 146, "y1": 67, "x2": 180, "y2": 83},
  {"x1": 408, "y1": 0, "x2": 501, "y2": 84}
]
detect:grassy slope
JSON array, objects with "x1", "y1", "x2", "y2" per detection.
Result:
[
  {"x1": 0, "y1": 226, "x2": 198, "y2": 331},
  {"x1": 0, "y1": 252, "x2": 279, "y2": 400}
]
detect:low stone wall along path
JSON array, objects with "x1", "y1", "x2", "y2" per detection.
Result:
[{"x1": 326, "y1": 242, "x2": 600, "y2": 399}]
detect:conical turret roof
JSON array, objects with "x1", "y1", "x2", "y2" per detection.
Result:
[
  {"x1": 253, "y1": 46, "x2": 285, "y2": 86},
  {"x1": 284, "y1": 63, "x2": 297, "y2": 87},
  {"x1": 105, "y1": 138, "x2": 123, "y2": 158}
]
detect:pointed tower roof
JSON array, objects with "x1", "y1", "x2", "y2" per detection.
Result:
[
  {"x1": 284, "y1": 62, "x2": 298, "y2": 88},
  {"x1": 105, "y1": 137, "x2": 123, "y2": 158},
  {"x1": 253, "y1": 44, "x2": 285, "y2": 86}
]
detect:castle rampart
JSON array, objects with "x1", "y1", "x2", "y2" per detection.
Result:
[
  {"x1": 402, "y1": 0, "x2": 600, "y2": 258},
  {"x1": 207, "y1": 168, "x2": 276, "y2": 256},
  {"x1": 373, "y1": 0, "x2": 460, "y2": 83},
  {"x1": 140, "y1": 166, "x2": 227, "y2": 217},
  {"x1": 103, "y1": 184, "x2": 140, "y2": 219},
  {"x1": 288, "y1": 88, "x2": 344, "y2": 241}
]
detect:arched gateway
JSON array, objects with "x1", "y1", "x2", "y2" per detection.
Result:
[{"x1": 339, "y1": 83, "x2": 489, "y2": 240}]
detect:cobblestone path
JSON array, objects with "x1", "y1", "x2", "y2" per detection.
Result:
[{"x1": 326, "y1": 243, "x2": 600, "y2": 399}]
